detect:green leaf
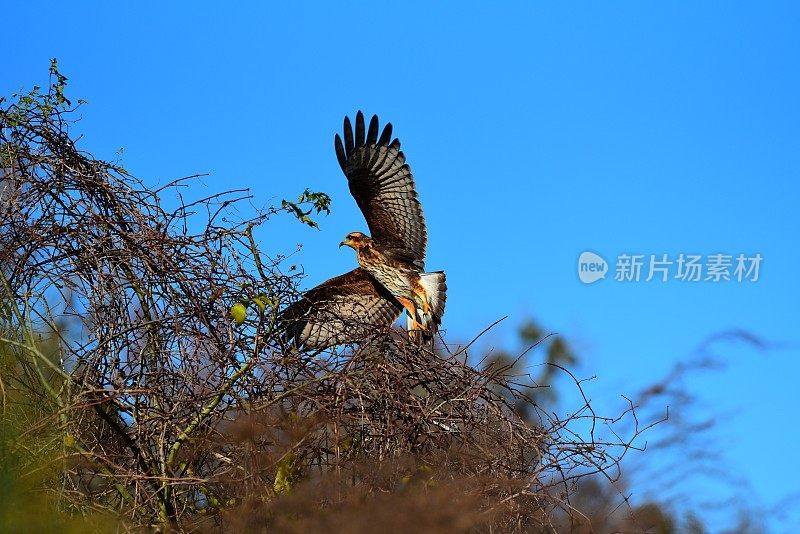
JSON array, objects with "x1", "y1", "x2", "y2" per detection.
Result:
[
  {"x1": 251, "y1": 297, "x2": 266, "y2": 312},
  {"x1": 273, "y1": 452, "x2": 298, "y2": 495}
]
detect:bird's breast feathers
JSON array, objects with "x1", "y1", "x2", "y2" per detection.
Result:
[{"x1": 363, "y1": 262, "x2": 416, "y2": 297}]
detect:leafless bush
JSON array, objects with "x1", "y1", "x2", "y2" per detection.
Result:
[{"x1": 0, "y1": 70, "x2": 654, "y2": 532}]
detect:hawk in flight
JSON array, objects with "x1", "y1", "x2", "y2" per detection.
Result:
[{"x1": 282, "y1": 112, "x2": 446, "y2": 349}]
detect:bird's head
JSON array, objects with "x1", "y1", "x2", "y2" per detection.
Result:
[{"x1": 340, "y1": 231, "x2": 371, "y2": 250}]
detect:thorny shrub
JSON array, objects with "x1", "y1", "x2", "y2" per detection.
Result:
[{"x1": 0, "y1": 64, "x2": 656, "y2": 532}]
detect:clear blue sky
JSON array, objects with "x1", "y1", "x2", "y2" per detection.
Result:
[{"x1": 3, "y1": 2, "x2": 799, "y2": 530}]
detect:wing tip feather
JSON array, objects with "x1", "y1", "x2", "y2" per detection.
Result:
[
  {"x1": 355, "y1": 110, "x2": 365, "y2": 147},
  {"x1": 367, "y1": 114, "x2": 379, "y2": 144},
  {"x1": 343, "y1": 116, "x2": 354, "y2": 154},
  {"x1": 378, "y1": 122, "x2": 393, "y2": 145},
  {"x1": 334, "y1": 133, "x2": 346, "y2": 172}
]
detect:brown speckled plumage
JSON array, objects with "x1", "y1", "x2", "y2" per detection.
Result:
[{"x1": 281, "y1": 112, "x2": 446, "y2": 349}]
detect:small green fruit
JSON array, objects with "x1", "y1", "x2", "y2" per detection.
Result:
[{"x1": 230, "y1": 303, "x2": 247, "y2": 325}]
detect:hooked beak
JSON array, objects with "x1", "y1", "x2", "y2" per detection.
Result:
[{"x1": 339, "y1": 239, "x2": 348, "y2": 248}]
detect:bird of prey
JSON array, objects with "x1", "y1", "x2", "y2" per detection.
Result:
[{"x1": 281, "y1": 111, "x2": 446, "y2": 349}]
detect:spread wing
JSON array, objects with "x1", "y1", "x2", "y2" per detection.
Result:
[
  {"x1": 335, "y1": 111, "x2": 427, "y2": 267},
  {"x1": 280, "y1": 268, "x2": 403, "y2": 349}
]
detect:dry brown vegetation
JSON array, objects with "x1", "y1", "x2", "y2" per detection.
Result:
[{"x1": 1, "y1": 66, "x2": 672, "y2": 533}]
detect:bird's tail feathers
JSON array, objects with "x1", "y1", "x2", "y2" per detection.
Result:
[{"x1": 407, "y1": 271, "x2": 447, "y2": 344}]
